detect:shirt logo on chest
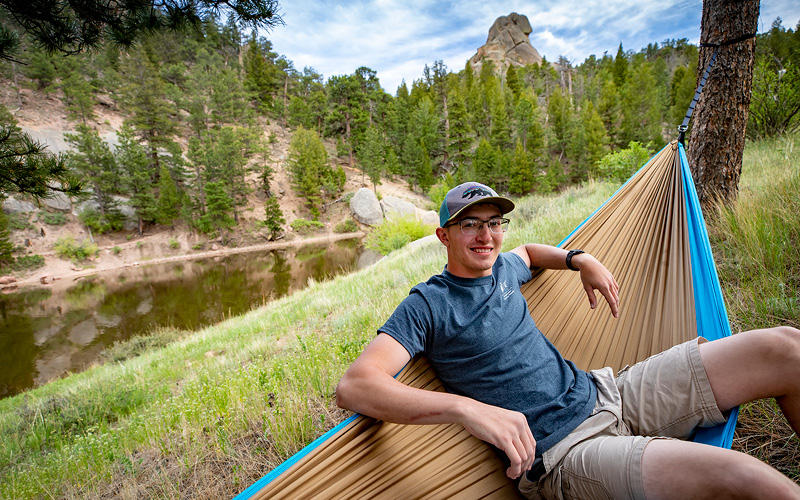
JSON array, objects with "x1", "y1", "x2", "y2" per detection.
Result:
[{"x1": 499, "y1": 280, "x2": 514, "y2": 300}]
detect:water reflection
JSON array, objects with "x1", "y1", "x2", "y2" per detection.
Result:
[{"x1": 0, "y1": 240, "x2": 363, "y2": 398}]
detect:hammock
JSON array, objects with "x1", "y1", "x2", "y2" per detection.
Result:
[{"x1": 233, "y1": 140, "x2": 737, "y2": 500}]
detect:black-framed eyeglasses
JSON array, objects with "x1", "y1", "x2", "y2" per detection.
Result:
[{"x1": 445, "y1": 217, "x2": 510, "y2": 235}]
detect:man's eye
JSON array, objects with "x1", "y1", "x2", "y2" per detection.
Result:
[
  {"x1": 462, "y1": 220, "x2": 480, "y2": 228},
  {"x1": 488, "y1": 220, "x2": 502, "y2": 227}
]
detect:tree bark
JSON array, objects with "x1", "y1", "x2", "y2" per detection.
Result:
[{"x1": 687, "y1": 0, "x2": 759, "y2": 208}]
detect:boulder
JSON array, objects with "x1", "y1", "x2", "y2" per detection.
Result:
[
  {"x1": 417, "y1": 209, "x2": 440, "y2": 227},
  {"x1": 0, "y1": 275, "x2": 17, "y2": 285},
  {"x1": 42, "y1": 192, "x2": 71, "y2": 211},
  {"x1": 349, "y1": 188, "x2": 383, "y2": 226},
  {"x1": 2, "y1": 197, "x2": 37, "y2": 214},
  {"x1": 2, "y1": 198, "x2": 33, "y2": 215},
  {"x1": 380, "y1": 196, "x2": 417, "y2": 220}
]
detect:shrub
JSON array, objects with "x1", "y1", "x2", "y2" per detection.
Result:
[
  {"x1": 7, "y1": 212, "x2": 31, "y2": 230},
  {"x1": 8, "y1": 254, "x2": 45, "y2": 271},
  {"x1": 192, "y1": 242, "x2": 204, "y2": 250},
  {"x1": 54, "y1": 236, "x2": 98, "y2": 261},
  {"x1": 594, "y1": 141, "x2": 653, "y2": 184},
  {"x1": 334, "y1": 219, "x2": 358, "y2": 234},
  {"x1": 41, "y1": 211, "x2": 67, "y2": 225},
  {"x1": 169, "y1": 238, "x2": 180, "y2": 249},
  {"x1": 291, "y1": 218, "x2": 324, "y2": 235},
  {"x1": 112, "y1": 246, "x2": 121, "y2": 255},
  {"x1": 365, "y1": 215, "x2": 434, "y2": 255},
  {"x1": 79, "y1": 207, "x2": 124, "y2": 234}
]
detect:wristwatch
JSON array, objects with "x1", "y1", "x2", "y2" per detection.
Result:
[{"x1": 566, "y1": 249, "x2": 585, "y2": 271}]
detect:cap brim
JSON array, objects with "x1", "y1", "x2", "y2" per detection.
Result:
[{"x1": 443, "y1": 196, "x2": 516, "y2": 226}]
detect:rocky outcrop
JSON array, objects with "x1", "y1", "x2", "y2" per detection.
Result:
[{"x1": 469, "y1": 13, "x2": 543, "y2": 75}]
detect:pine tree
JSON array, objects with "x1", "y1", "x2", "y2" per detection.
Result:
[
  {"x1": 119, "y1": 46, "x2": 178, "y2": 176},
  {"x1": 621, "y1": 62, "x2": 663, "y2": 146},
  {"x1": 288, "y1": 127, "x2": 333, "y2": 218},
  {"x1": 24, "y1": 47, "x2": 57, "y2": 90},
  {"x1": 582, "y1": 101, "x2": 611, "y2": 177},
  {"x1": 598, "y1": 78, "x2": 624, "y2": 148},
  {"x1": 488, "y1": 81, "x2": 511, "y2": 150},
  {"x1": 445, "y1": 80, "x2": 473, "y2": 173},
  {"x1": 64, "y1": 124, "x2": 120, "y2": 224},
  {"x1": 613, "y1": 43, "x2": 628, "y2": 89},
  {"x1": 157, "y1": 163, "x2": 180, "y2": 225},
  {"x1": 505, "y1": 64, "x2": 522, "y2": 102},
  {"x1": 262, "y1": 195, "x2": 285, "y2": 240},
  {"x1": 384, "y1": 147, "x2": 402, "y2": 177},
  {"x1": 472, "y1": 138, "x2": 497, "y2": 187},
  {"x1": 688, "y1": 0, "x2": 759, "y2": 207},
  {"x1": 326, "y1": 73, "x2": 366, "y2": 168},
  {"x1": 0, "y1": 211, "x2": 13, "y2": 266},
  {"x1": 116, "y1": 123, "x2": 157, "y2": 234},
  {"x1": 200, "y1": 181, "x2": 236, "y2": 242},
  {"x1": 60, "y1": 57, "x2": 96, "y2": 124},
  {"x1": 359, "y1": 126, "x2": 385, "y2": 191},
  {"x1": 547, "y1": 87, "x2": 573, "y2": 158},
  {"x1": 509, "y1": 140, "x2": 534, "y2": 194}
]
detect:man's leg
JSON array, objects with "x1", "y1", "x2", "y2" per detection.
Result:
[
  {"x1": 641, "y1": 326, "x2": 800, "y2": 499},
  {"x1": 641, "y1": 439, "x2": 800, "y2": 499},
  {"x1": 699, "y1": 326, "x2": 800, "y2": 432}
]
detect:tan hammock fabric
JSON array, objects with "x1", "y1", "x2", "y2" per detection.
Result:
[{"x1": 247, "y1": 141, "x2": 697, "y2": 499}]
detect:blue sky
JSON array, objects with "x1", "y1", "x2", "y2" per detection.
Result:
[{"x1": 264, "y1": 1, "x2": 800, "y2": 95}]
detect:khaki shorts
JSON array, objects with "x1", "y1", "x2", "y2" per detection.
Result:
[{"x1": 518, "y1": 338, "x2": 728, "y2": 500}]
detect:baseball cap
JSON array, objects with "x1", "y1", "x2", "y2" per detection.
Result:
[{"x1": 439, "y1": 182, "x2": 515, "y2": 227}]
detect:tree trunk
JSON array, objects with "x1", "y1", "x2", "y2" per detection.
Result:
[{"x1": 687, "y1": 0, "x2": 759, "y2": 208}]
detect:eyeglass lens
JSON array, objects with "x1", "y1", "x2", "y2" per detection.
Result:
[{"x1": 460, "y1": 218, "x2": 508, "y2": 235}]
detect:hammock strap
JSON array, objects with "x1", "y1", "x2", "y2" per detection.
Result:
[{"x1": 677, "y1": 32, "x2": 757, "y2": 145}]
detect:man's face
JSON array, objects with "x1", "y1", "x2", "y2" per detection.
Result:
[{"x1": 435, "y1": 203, "x2": 504, "y2": 279}]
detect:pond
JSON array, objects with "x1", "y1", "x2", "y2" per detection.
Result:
[{"x1": 0, "y1": 239, "x2": 376, "y2": 399}]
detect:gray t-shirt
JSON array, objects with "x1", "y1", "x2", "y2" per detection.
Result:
[{"x1": 380, "y1": 252, "x2": 596, "y2": 456}]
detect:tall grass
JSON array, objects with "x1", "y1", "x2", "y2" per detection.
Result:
[
  {"x1": 707, "y1": 134, "x2": 800, "y2": 479},
  {"x1": 0, "y1": 133, "x2": 798, "y2": 497}
]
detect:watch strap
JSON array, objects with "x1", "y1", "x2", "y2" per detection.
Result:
[{"x1": 566, "y1": 249, "x2": 585, "y2": 271}]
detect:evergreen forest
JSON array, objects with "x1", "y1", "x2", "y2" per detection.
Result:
[{"x1": 1, "y1": 14, "x2": 799, "y2": 267}]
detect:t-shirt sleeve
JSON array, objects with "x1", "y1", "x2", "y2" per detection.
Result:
[
  {"x1": 378, "y1": 290, "x2": 432, "y2": 358},
  {"x1": 505, "y1": 252, "x2": 533, "y2": 286}
]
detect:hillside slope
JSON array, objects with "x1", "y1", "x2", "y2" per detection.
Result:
[{"x1": 0, "y1": 79, "x2": 432, "y2": 287}]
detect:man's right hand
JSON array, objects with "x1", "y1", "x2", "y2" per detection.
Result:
[{"x1": 457, "y1": 400, "x2": 537, "y2": 479}]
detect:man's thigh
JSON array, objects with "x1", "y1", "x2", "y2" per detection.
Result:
[
  {"x1": 539, "y1": 434, "x2": 664, "y2": 500},
  {"x1": 615, "y1": 338, "x2": 727, "y2": 437}
]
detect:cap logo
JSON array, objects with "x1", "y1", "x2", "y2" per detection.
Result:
[{"x1": 462, "y1": 186, "x2": 492, "y2": 200}]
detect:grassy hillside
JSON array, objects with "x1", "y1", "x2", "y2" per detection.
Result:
[{"x1": 1, "y1": 133, "x2": 798, "y2": 498}]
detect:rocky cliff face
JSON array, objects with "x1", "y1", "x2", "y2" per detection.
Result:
[{"x1": 469, "y1": 13, "x2": 543, "y2": 74}]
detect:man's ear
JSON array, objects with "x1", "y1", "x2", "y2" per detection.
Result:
[{"x1": 435, "y1": 226, "x2": 450, "y2": 247}]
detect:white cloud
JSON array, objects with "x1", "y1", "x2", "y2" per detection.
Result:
[{"x1": 264, "y1": 0, "x2": 800, "y2": 94}]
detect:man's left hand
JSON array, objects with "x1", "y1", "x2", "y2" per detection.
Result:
[{"x1": 573, "y1": 253, "x2": 620, "y2": 318}]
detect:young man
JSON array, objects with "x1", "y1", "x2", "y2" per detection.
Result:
[{"x1": 336, "y1": 182, "x2": 800, "y2": 500}]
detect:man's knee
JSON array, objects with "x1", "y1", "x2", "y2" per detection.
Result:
[{"x1": 760, "y1": 326, "x2": 800, "y2": 366}]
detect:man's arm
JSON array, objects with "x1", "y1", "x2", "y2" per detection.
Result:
[
  {"x1": 336, "y1": 332, "x2": 536, "y2": 479},
  {"x1": 510, "y1": 243, "x2": 620, "y2": 318}
]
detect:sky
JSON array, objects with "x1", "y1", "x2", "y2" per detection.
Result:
[{"x1": 262, "y1": 0, "x2": 800, "y2": 95}]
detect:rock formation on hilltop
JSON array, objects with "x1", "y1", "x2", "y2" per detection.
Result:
[{"x1": 469, "y1": 13, "x2": 543, "y2": 74}]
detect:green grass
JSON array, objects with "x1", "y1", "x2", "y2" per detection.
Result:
[
  {"x1": 0, "y1": 133, "x2": 798, "y2": 497},
  {"x1": 364, "y1": 214, "x2": 436, "y2": 255}
]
